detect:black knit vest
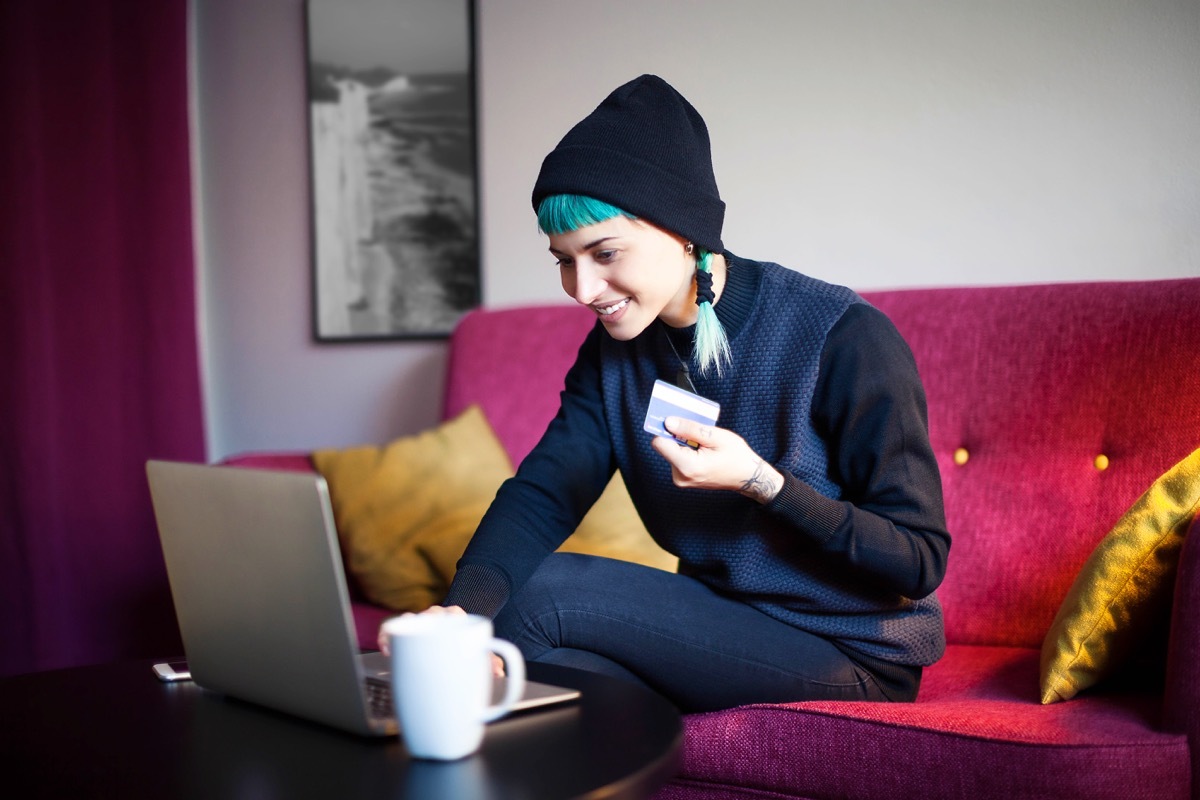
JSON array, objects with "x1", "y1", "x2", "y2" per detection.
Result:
[{"x1": 599, "y1": 257, "x2": 945, "y2": 666}]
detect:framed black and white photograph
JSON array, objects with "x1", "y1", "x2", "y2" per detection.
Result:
[{"x1": 306, "y1": 0, "x2": 479, "y2": 341}]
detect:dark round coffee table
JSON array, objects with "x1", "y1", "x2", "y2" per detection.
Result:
[{"x1": 2, "y1": 658, "x2": 682, "y2": 799}]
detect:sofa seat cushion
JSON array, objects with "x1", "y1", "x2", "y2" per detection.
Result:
[{"x1": 662, "y1": 645, "x2": 1189, "y2": 800}]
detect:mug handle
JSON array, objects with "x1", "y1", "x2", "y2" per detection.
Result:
[{"x1": 481, "y1": 638, "x2": 525, "y2": 723}]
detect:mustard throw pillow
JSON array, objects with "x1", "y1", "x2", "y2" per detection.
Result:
[
  {"x1": 1039, "y1": 446, "x2": 1200, "y2": 704},
  {"x1": 562, "y1": 473, "x2": 678, "y2": 572},
  {"x1": 314, "y1": 405, "x2": 676, "y2": 613},
  {"x1": 313, "y1": 405, "x2": 514, "y2": 613}
]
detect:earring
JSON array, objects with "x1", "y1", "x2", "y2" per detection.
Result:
[{"x1": 684, "y1": 242, "x2": 695, "y2": 256}]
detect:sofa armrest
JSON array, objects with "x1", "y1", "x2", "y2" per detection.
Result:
[
  {"x1": 1163, "y1": 515, "x2": 1200, "y2": 752},
  {"x1": 219, "y1": 452, "x2": 315, "y2": 472}
]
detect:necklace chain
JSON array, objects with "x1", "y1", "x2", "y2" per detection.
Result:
[{"x1": 662, "y1": 325, "x2": 698, "y2": 393}]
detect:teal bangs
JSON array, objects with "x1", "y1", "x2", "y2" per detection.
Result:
[{"x1": 536, "y1": 194, "x2": 636, "y2": 235}]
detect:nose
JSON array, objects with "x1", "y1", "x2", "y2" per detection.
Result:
[{"x1": 566, "y1": 260, "x2": 606, "y2": 306}]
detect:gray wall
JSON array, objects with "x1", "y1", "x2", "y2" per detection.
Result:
[{"x1": 192, "y1": 0, "x2": 1200, "y2": 461}]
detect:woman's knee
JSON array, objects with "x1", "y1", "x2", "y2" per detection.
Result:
[
  {"x1": 492, "y1": 554, "x2": 583, "y2": 647},
  {"x1": 492, "y1": 553, "x2": 649, "y2": 651}
]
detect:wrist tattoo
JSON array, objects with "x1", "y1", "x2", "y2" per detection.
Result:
[{"x1": 739, "y1": 459, "x2": 782, "y2": 503}]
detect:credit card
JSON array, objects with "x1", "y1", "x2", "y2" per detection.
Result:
[{"x1": 643, "y1": 379, "x2": 720, "y2": 449}]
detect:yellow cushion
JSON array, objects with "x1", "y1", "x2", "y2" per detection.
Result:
[
  {"x1": 563, "y1": 473, "x2": 678, "y2": 572},
  {"x1": 1039, "y1": 446, "x2": 1200, "y2": 703},
  {"x1": 313, "y1": 405, "x2": 514, "y2": 613},
  {"x1": 314, "y1": 405, "x2": 675, "y2": 613}
]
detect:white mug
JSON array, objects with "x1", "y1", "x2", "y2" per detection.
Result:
[{"x1": 383, "y1": 613, "x2": 525, "y2": 760}]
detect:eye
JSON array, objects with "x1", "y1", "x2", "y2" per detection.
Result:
[
  {"x1": 594, "y1": 249, "x2": 618, "y2": 263},
  {"x1": 555, "y1": 256, "x2": 574, "y2": 269}
]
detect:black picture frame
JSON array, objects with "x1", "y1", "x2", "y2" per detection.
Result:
[{"x1": 305, "y1": 0, "x2": 480, "y2": 341}]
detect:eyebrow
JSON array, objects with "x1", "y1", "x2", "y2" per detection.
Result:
[{"x1": 549, "y1": 236, "x2": 618, "y2": 257}]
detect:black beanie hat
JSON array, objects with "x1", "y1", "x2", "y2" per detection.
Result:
[{"x1": 531, "y1": 74, "x2": 725, "y2": 254}]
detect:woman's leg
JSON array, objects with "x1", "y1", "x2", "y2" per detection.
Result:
[{"x1": 492, "y1": 553, "x2": 906, "y2": 713}]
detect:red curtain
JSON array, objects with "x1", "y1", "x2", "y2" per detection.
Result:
[{"x1": 0, "y1": 0, "x2": 204, "y2": 676}]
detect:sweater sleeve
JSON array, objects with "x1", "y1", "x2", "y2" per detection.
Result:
[
  {"x1": 763, "y1": 303, "x2": 950, "y2": 599},
  {"x1": 442, "y1": 323, "x2": 615, "y2": 618}
]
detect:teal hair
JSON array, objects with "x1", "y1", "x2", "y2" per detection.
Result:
[
  {"x1": 536, "y1": 193, "x2": 732, "y2": 378},
  {"x1": 693, "y1": 248, "x2": 732, "y2": 377},
  {"x1": 537, "y1": 194, "x2": 636, "y2": 235}
]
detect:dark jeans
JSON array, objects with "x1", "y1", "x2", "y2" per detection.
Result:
[{"x1": 493, "y1": 553, "x2": 919, "y2": 713}]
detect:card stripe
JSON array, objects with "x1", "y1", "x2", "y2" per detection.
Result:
[{"x1": 650, "y1": 380, "x2": 720, "y2": 421}]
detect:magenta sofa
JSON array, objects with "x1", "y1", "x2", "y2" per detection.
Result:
[{"x1": 230, "y1": 276, "x2": 1200, "y2": 799}]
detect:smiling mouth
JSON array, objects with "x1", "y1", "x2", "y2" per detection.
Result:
[{"x1": 595, "y1": 298, "x2": 630, "y2": 316}]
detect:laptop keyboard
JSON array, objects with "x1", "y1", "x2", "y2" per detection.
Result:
[{"x1": 364, "y1": 678, "x2": 394, "y2": 720}]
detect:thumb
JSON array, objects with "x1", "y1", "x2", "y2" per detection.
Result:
[{"x1": 664, "y1": 416, "x2": 710, "y2": 449}]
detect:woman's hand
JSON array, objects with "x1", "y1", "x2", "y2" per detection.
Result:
[
  {"x1": 652, "y1": 416, "x2": 784, "y2": 504},
  {"x1": 376, "y1": 605, "x2": 506, "y2": 677}
]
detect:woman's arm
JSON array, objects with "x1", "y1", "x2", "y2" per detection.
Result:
[
  {"x1": 773, "y1": 303, "x2": 950, "y2": 599},
  {"x1": 442, "y1": 324, "x2": 616, "y2": 617}
]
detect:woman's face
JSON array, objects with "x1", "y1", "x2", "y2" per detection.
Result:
[{"x1": 549, "y1": 216, "x2": 696, "y2": 340}]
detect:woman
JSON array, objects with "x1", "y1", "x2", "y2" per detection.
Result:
[{"x1": 388, "y1": 74, "x2": 949, "y2": 713}]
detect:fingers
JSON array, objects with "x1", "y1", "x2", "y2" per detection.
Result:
[
  {"x1": 654, "y1": 418, "x2": 774, "y2": 497},
  {"x1": 422, "y1": 604, "x2": 466, "y2": 617},
  {"x1": 652, "y1": 422, "x2": 713, "y2": 487},
  {"x1": 377, "y1": 605, "x2": 469, "y2": 653},
  {"x1": 377, "y1": 608, "x2": 508, "y2": 680},
  {"x1": 663, "y1": 416, "x2": 713, "y2": 449}
]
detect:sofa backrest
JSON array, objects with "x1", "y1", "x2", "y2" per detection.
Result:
[
  {"x1": 445, "y1": 278, "x2": 1200, "y2": 649},
  {"x1": 867, "y1": 278, "x2": 1200, "y2": 647},
  {"x1": 444, "y1": 303, "x2": 597, "y2": 464}
]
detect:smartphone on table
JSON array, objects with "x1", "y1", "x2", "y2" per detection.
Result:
[{"x1": 152, "y1": 660, "x2": 192, "y2": 682}]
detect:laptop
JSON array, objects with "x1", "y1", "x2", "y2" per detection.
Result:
[{"x1": 146, "y1": 459, "x2": 579, "y2": 737}]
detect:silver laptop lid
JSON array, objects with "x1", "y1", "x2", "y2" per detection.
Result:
[{"x1": 146, "y1": 460, "x2": 392, "y2": 736}]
